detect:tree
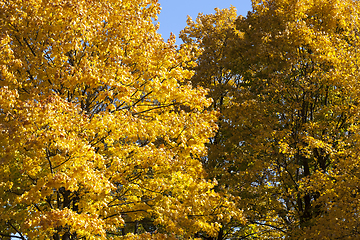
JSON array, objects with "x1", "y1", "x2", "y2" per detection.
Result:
[
  {"x1": 0, "y1": 0, "x2": 243, "y2": 239},
  {"x1": 181, "y1": 0, "x2": 360, "y2": 239}
]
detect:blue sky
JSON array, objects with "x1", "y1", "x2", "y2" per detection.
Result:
[{"x1": 157, "y1": 0, "x2": 253, "y2": 44}]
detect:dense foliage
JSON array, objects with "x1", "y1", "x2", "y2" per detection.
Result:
[
  {"x1": 3, "y1": 0, "x2": 360, "y2": 239},
  {"x1": 0, "y1": 0, "x2": 243, "y2": 239},
  {"x1": 181, "y1": 0, "x2": 360, "y2": 239}
]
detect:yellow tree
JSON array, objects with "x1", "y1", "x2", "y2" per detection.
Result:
[
  {"x1": 181, "y1": 0, "x2": 360, "y2": 239},
  {"x1": 180, "y1": 8, "x2": 246, "y2": 239},
  {"x1": 0, "y1": 0, "x2": 243, "y2": 239}
]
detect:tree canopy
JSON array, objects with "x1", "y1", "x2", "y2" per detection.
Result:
[
  {"x1": 3, "y1": 0, "x2": 360, "y2": 239},
  {"x1": 0, "y1": 0, "x2": 243, "y2": 239},
  {"x1": 181, "y1": 0, "x2": 360, "y2": 239}
]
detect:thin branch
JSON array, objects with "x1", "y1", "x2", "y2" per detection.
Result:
[
  {"x1": 249, "y1": 221, "x2": 287, "y2": 233},
  {"x1": 8, "y1": 222, "x2": 26, "y2": 240},
  {"x1": 132, "y1": 103, "x2": 177, "y2": 116},
  {"x1": 0, "y1": 233, "x2": 25, "y2": 239},
  {"x1": 45, "y1": 148, "x2": 54, "y2": 174},
  {"x1": 23, "y1": 37, "x2": 37, "y2": 57}
]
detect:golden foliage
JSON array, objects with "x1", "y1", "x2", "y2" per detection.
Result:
[
  {"x1": 181, "y1": 0, "x2": 360, "y2": 239},
  {"x1": 0, "y1": 0, "x2": 244, "y2": 239}
]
